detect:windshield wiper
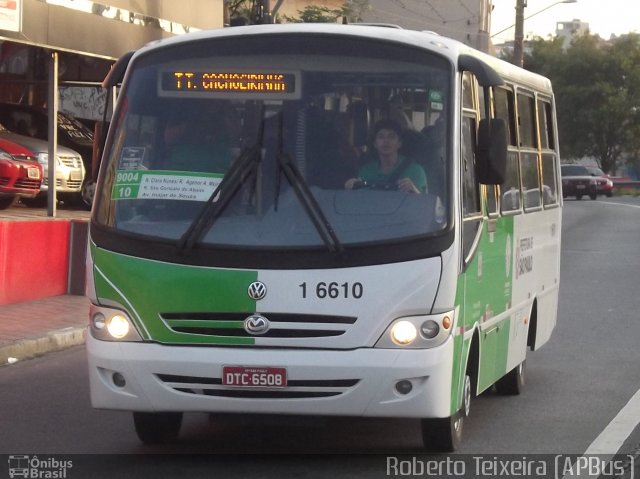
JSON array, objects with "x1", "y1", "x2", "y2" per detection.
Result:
[
  {"x1": 177, "y1": 108, "x2": 265, "y2": 254},
  {"x1": 273, "y1": 112, "x2": 344, "y2": 255}
]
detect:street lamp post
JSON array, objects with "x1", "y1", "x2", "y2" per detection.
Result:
[{"x1": 492, "y1": 0, "x2": 578, "y2": 67}]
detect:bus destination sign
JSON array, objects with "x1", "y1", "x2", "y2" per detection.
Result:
[{"x1": 162, "y1": 71, "x2": 296, "y2": 94}]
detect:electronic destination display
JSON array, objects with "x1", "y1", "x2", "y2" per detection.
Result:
[{"x1": 159, "y1": 71, "x2": 300, "y2": 99}]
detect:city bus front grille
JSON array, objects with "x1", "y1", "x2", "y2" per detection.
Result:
[
  {"x1": 159, "y1": 312, "x2": 357, "y2": 339},
  {"x1": 156, "y1": 374, "x2": 360, "y2": 399}
]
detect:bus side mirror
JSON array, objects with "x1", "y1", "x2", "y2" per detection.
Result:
[{"x1": 477, "y1": 118, "x2": 507, "y2": 185}]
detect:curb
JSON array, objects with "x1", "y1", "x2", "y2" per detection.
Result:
[{"x1": 0, "y1": 327, "x2": 86, "y2": 366}]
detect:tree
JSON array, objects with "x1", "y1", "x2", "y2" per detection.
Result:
[
  {"x1": 282, "y1": 2, "x2": 369, "y2": 24},
  {"x1": 282, "y1": 5, "x2": 344, "y2": 23},
  {"x1": 524, "y1": 34, "x2": 640, "y2": 174},
  {"x1": 226, "y1": 1, "x2": 369, "y2": 25}
]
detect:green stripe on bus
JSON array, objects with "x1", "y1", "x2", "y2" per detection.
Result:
[
  {"x1": 451, "y1": 215, "x2": 515, "y2": 413},
  {"x1": 92, "y1": 246, "x2": 258, "y2": 345}
]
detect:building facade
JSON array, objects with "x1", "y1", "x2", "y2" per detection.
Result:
[
  {"x1": 556, "y1": 18, "x2": 590, "y2": 47},
  {"x1": 0, "y1": 0, "x2": 223, "y2": 116},
  {"x1": 359, "y1": 0, "x2": 492, "y2": 51}
]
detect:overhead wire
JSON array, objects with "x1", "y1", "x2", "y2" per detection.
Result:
[{"x1": 367, "y1": 0, "x2": 482, "y2": 37}]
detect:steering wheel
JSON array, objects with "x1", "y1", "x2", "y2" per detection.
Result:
[{"x1": 352, "y1": 180, "x2": 397, "y2": 191}]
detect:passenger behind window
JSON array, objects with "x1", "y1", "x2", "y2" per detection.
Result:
[
  {"x1": 305, "y1": 107, "x2": 358, "y2": 189},
  {"x1": 344, "y1": 119, "x2": 427, "y2": 194},
  {"x1": 420, "y1": 116, "x2": 446, "y2": 196}
]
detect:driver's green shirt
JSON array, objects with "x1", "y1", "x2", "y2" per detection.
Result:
[{"x1": 358, "y1": 155, "x2": 428, "y2": 193}]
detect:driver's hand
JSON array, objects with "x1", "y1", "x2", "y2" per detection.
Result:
[
  {"x1": 397, "y1": 177, "x2": 421, "y2": 194},
  {"x1": 345, "y1": 178, "x2": 360, "y2": 190}
]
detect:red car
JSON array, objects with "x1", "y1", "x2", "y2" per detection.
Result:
[
  {"x1": 586, "y1": 166, "x2": 614, "y2": 197},
  {"x1": 0, "y1": 139, "x2": 43, "y2": 209}
]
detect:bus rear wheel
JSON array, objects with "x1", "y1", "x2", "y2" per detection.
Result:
[
  {"x1": 421, "y1": 374, "x2": 470, "y2": 452},
  {"x1": 133, "y1": 412, "x2": 183, "y2": 444},
  {"x1": 495, "y1": 360, "x2": 526, "y2": 395}
]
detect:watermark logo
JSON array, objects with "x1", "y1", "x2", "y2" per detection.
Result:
[
  {"x1": 8, "y1": 455, "x2": 73, "y2": 478},
  {"x1": 384, "y1": 454, "x2": 635, "y2": 478}
]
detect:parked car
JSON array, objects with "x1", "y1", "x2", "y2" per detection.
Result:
[
  {"x1": 0, "y1": 139, "x2": 43, "y2": 209},
  {"x1": 561, "y1": 164, "x2": 598, "y2": 200},
  {"x1": 585, "y1": 166, "x2": 614, "y2": 197},
  {"x1": 0, "y1": 122, "x2": 84, "y2": 207},
  {"x1": 0, "y1": 103, "x2": 94, "y2": 207}
]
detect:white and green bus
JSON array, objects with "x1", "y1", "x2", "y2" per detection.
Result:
[{"x1": 86, "y1": 23, "x2": 562, "y2": 451}]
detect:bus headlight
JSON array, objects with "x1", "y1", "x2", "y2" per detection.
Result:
[
  {"x1": 375, "y1": 311, "x2": 455, "y2": 349},
  {"x1": 107, "y1": 314, "x2": 130, "y2": 339},
  {"x1": 90, "y1": 305, "x2": 142, "y2": 342},
  {"x1": 391, "y1": 321, "x2": 418, "y2": 345}
]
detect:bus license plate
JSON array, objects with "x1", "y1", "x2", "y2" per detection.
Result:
[{"x1": 222, "y1": 366, "x2": 287, "y2": 388}]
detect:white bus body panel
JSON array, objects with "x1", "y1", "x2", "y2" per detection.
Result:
[{"x1": 87, "y1": 334, "x2": 454, "y2": 418}]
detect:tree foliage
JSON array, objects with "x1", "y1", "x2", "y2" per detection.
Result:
[
  {"x1": 282, "y1": 1, "x2": 369, "y2": 23},
  {"x1": 523, "y1": 34, "x2": 640, "y2": 173},
  {"x1": 282, "y1": 5, "x2": 345, "y2": 23},
  {"x1": 227, "y1": 1, "x2": 369, "y2": 25}
]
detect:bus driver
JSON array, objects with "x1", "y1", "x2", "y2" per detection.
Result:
[{"x1": 344, "y1": 119, "x2": 427, "y2": 194}]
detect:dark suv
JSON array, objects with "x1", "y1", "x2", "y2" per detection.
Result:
[
  {"x1": 0, "y1": 103, "x2": 94, "y2": 208},
  {"x1": 561, "y1": 164, "x2": 598, "y2": 200}
]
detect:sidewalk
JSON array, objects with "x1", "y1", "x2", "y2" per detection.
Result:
[{"x1": 0, "y1": 295, "x2": 89, "y2": 365}]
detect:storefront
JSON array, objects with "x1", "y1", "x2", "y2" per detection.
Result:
[{"x1": 0, "y1": 0, "x2": 223, "y2": 303}]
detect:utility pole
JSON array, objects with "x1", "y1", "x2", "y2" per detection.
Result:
[{"x1": 513, "y1": 0, "x2": 526, "y2": 67}]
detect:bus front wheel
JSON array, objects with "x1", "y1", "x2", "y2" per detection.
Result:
[
  {"x1": 421, "y1": 374, "x2": 470, "y2": 452},
  {"x1": 133, "y1": 412, "x2": 183, "y2": 444}
]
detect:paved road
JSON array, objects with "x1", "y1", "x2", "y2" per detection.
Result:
[{"x1": 1, "y1": 197, "x2": 639, "y2": 478}]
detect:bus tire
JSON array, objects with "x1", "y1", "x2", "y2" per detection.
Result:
[
  {"x1": 421, "y1": 374, "x2": 470, "y2": 452},
  {"x1": 590, "y1": 193, "x2": 597, "y2": 200},
  {"x1": 133, "y1": 412, "x2": 183, "y2": 444},
  {"x1": 495, "y1": 360, "x2": 526, "y2": 395}
]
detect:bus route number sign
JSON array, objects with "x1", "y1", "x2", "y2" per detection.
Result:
[{"x1": 222, "y1": 366, "x2": 287, "y2": 388}]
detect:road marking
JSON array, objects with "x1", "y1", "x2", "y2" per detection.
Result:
[
  {"x1": 585, "y1": 387, "x2": 640, "y2": 454},
  {"x1": 596, "y1": 200, "x2": 640, "y2": 210},
  {"x1": 563, "y1": 387, "x2": 640, "y2": 478}
]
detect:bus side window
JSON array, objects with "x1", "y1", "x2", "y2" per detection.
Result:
[
  {"x1": 461, "y1": 115, "x2": 482, "y2": 262},
  {"x1": 538, "y1": 99, "x2": 559, "y2": 206},
  {"x1": 518, "y1": 92, "x2": 541, "y2": 210},
  {"x1": 493, "y1": 86, "x2": 521, "y2": 213}
]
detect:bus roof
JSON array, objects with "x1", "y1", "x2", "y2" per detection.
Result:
[{"x1": 129, "y1": 23, "x2": 553, "y2": 94}]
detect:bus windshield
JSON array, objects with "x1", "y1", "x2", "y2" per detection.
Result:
[{"x1": 95, "y1": 35, "x2": 451, "y2": 251}]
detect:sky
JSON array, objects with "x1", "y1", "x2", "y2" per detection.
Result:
[{"x1": 490, "y1": 0, "x2": 640, "y2": 43}]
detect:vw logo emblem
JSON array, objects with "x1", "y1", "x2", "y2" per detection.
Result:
[
  {"x1": 247, "y1": 281, "x2": 267, "y2": 300},
  {"x1": 244, "y1": 314, "x2": 270, "y2": 335}
]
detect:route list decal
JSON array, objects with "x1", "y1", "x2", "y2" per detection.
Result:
[{"x1": 112, "y1": 170, "x2": 223, "y2": 201}]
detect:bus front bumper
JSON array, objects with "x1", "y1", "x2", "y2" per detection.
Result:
[{"x1": 86, "y1": 333, "x2": 455, "y2": 419}]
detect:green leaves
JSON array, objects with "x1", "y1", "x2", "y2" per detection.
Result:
[{"x1": 526, "y1": 33, "x2": 640, "y2": 173}]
